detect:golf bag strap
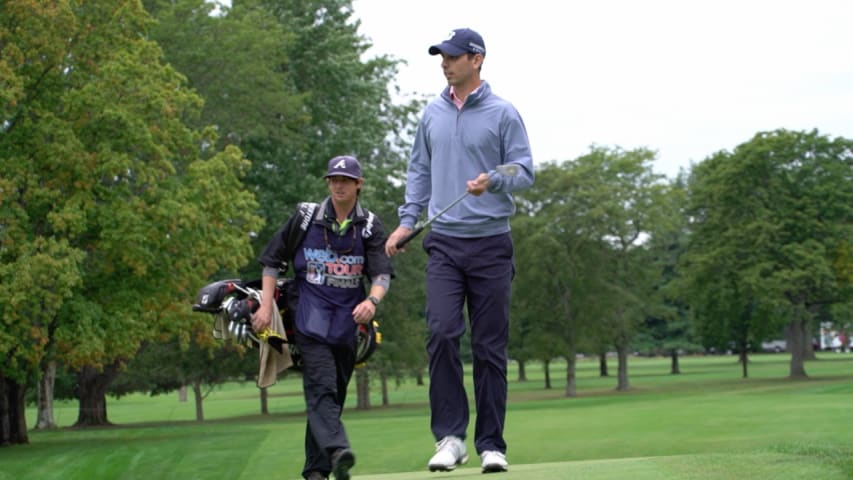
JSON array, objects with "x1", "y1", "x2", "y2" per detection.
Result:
[
  {"x1": 281, "y1": 202, "x2": 319, "y2": 273},
  {"x1": 280, "y1": 199, "x2": 376, "y2": 272}
]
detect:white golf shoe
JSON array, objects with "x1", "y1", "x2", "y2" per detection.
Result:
[
  {"x1": 427, "y1": 436, "x2": 468, "y2": 471},
  {"x1": 480, "y1": 450, "x2": 508, "y2": 473}
]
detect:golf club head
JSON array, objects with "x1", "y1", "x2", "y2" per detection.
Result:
[{"x1": 495, "y1": 164, "x2": 520, "y2": 177}]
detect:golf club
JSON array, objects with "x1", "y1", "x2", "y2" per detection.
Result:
[{"x1": 395, "y1": 164, "x2": 520, "y2": 249}]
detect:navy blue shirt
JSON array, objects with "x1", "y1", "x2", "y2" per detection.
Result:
[{"x1": 293, "y1": 220, "x2": 367, "y2": 344}]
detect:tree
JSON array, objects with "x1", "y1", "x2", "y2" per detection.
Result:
[
  {"x1": 682, "y1": 129, "x2": 853, "y2": 378},
  {"x1": 510, "y1": 214, "x2": 568, "y2": 387},
  {"x1": 0, "y1": 0, "x2": 262, "y2": 438},
  {"x1": 576, "y1": 147, "x2": 671, "y2": 391},
  {"x1": 143, "y1": 0, "x2": 315, "y2": 222},
  {"x1": 512, "y1": 146, "x2": 674, "y2": 394},
  {"x1": 111, "y1": 327, "x2": 254, "y2": 422},
  {"x1": 227, "y1": 0, "x2": 421, "y2": 254},
  {"x1": 638, "y1": 173, "x2": 703, "y2": 373},
  {"x1": 147, "y1": 0, "x2": 425, "y2": 407},
  {"x1": 513, "y1": 161, "x2": 611, "y2": 397}
]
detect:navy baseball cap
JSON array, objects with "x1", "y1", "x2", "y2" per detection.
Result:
[
  {"x1": 324, "y1": 155, "x2": 362, "y2": 179},
  {"x1": 429, "y1": 28, "x2": 486, "y2": 57}
]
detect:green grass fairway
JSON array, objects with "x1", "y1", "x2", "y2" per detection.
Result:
[
  {"x1": 3, "y1": 353, "x2": 852, "y2": 479},
  {"x1": 364, "y1": 452, "x2": 846, "y2": 480}
]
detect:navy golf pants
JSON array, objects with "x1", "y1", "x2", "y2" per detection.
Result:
[
  {"x1": 296, "y1": 331, "x2": 356, "y2": 477},
  {"x1": 423, "y1": 231, "x2": 513, "y2": 455}
]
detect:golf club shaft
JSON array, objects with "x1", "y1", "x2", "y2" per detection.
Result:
[
  {"x1": 395, "y1": 166, "x2": 518, "y2": 250},
  {"x1": 394, "y1": 225, "x2": 425, "y2": 250},
  {"x1": 395, "y1": 187, "x2": 474, "y2": 249}
]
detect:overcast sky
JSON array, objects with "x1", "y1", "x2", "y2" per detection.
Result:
[{"x1": 351, "y1": 0, "x2": 853, "y2": 178}]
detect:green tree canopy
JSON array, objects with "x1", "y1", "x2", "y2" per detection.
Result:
[
  {"x1": 682, "y1": 129, "x2": 853, "y2": 378},
  {"x1": 143, "y1": 0, "x2": 425, "y2": 407},
  {"x1": 0, "y1": 0, "x2": 262, "y2": 435}
]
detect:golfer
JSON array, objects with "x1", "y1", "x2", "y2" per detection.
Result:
[
  {"x1": 384, "y1": 28, "x2": 534, "y2": 473},
  {"x1": 254, "y1": 155, "x2": 393, "y2": 480}
]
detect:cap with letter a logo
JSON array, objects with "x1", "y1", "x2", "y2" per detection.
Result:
[{"x1": 324, "y1": 155, "x2": 362, "y2": 179}]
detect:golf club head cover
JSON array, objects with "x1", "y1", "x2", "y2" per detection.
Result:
[{"x1": 192, "y1": 279, "x2": 242, "y2": 313}]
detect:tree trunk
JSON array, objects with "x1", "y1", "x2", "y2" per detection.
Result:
[
  {"x1": 739, "y1": 350, "x2": 749, "y2": 378},
  {"x1": 564, "y1": 355, "x2": 576, "y2": 397},
  {"x1": 355, "y1": 368, "x2": 370, "y2": 410},
  {"x1": 598, "y1": 352, "x2": 609, "y2": 377},
  {"x1": 517, "y1": 359, "x2": 527, "y2": 382},
  {"x1": 615, "y1": 344, "x2": 630, "y2": 391},
  {"x1": 670, "y1": 350, "x2": 681, "y2": 374},
  {"x1": 786, "y1": 313, "x2": 809, "y2": 379},
  {"x1": 543, "y1": 359, "x2": 551, "y2": 389},
  {"x1": 259, "y1": 387, "x2": 269, "y2": 415},
  {"x1": 192, "y1": 380, "x2": 204, "y2": 421},
  {"x1": 74, "y1": 364, "x2": 119, "y2": 427},
  {"x1": 380, "y1": 370, "x2": 389, "y2": 406},
  {"x1": 0, "y1": 373, "x2": 29, "y2": 446},
  {"x1": 416, "y1": 371, "x2": 424, "y2": 386},
  {"x1": 35, "y1": 360, "x2": 57, "y2": 429},
  {"x1": 179, "y1": 384, "x2": 188, "y2": 402}
]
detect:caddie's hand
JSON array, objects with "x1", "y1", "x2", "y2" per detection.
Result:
[
  {"x1": 352, "y1": 299, "x2": 376, "y2": 325},
  {"x1": 467, "y1": 172, "x2": 490, "y2": 196},
  {"x1": 385, "y1": 226, "x2": 413, "y2": 257},
  {"x1": 251, "y1": 303, "x2": 272, "y2": 332}
]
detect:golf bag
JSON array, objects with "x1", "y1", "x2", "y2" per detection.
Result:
[{"x1": 192, "y1": 277, "x2": 381, "y2": 370}]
